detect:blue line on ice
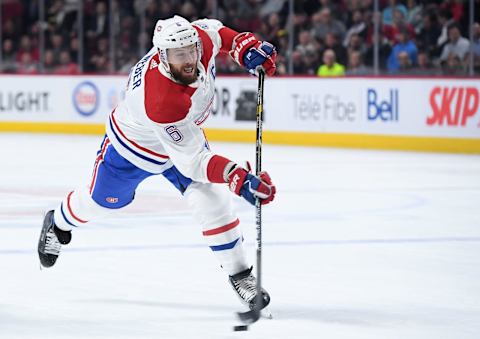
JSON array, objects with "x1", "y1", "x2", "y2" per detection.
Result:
[{"x1": 2, "y1": 236, "x2": 480, "y2": 255}]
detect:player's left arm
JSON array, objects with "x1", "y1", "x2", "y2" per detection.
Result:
[{"x1": 192, "y1": 18, "x2": 277, "y2": 76}]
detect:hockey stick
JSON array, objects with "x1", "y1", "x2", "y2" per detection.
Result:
[{"x1": 236, "y1": 68, "x2": 266, "y2": 325}]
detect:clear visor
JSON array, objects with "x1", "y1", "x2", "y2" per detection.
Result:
[{"x1": 167, "y1": 44, "x2": 199, "y2": 65}]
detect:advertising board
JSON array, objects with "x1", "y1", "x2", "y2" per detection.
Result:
[{"x1": 1, "y1": 75, "x2": 478, "y2": 153}]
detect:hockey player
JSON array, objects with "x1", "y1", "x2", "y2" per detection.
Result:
[{"x1": 38, "y1": 16, "x2": 277, "y2": 311}]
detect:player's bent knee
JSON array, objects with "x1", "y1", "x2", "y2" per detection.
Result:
[{"x1": 55, "y1": 187, "x2": 129, "y2": 229}]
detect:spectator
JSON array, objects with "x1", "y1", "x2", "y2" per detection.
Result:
[
  {"x1": 48, "y1": 33, "x2": 64, "y2": 62},
  {"x1": 69, "y1": 37, "x2": 80, "y2": 62},
  {"x1": 310, "y1": 7, "x2": 346, "y2": 42},
  {"x1": 417, "y1": 13, "x2": 442, "y2": 57},
  {"x1": 2, "y1": 0, "x2": 24, "y2": 26},
  {"x1": 15, "y1": 35, "x2": 40, "y2": 63},
  {"x1": 118, "y1": 16, "x2": 136, "y2": 54},
  {"x1": 387, "y1": 29, "x2": 418, "y2": 72},
  {"x1": 47, "y1": 0, "x2": 78, "y2": 33},
  {"x1": 88, "y1": 37, "x2": 110, "y2": 72},
  {"x1": 295, "y1": 30, "x2": 316, "y2": 56},
  {"x1": 440, "y1": 24, "x2": 470, "y2": 64},
  {"x1": 92, "y1": 54, "x2": 110, "y2": 73},
  {"x1": 382, "y1": 0, "x2": 408, "y2": 25},
  {"x1": 1, "y1": 39, "x2": 17, "y2": 72},
  {"x1": 443, "y1": 54, "x2": 466, "y2": 76},
  {"x1": 292, "y1": 11, "x2": 310, "y2": 32},
  {"x1": 364, "y1": 29, "x2": 392, "y2": 70},
  {"x1": 291, "y1": 50, "x2": 306, "y2": 74},
  {"x1": 303, "y1": 49, "x2": 321, "y2": 75},
  {"x1": 43, "y1": 49, "x2": 57, "y2": 73},
  {"x1": 343, "y1": 0, "x2": 363, "y2": 27},
  {"x1": 346, "y1": 50, "x2": 370, "y2": 75},
  {"x1": 346, "y1": 33, "x2": 368, "y2": 59},
  {"x1": 317, "y1": 49, "x2": 345, "y2": 76},
  {"x1": 436, "y1": 9, "x2": 455, "y2": 48},
  {"x1": 2, "y1": 18, "x2": 21, "y2": 44},
  {"x1": 440, "y1": 0, "x2": 464, "y2": 23},
  {"x1": 412, "y1": 51, "x2": 438, "y2": 75},
  {"x1": 324, "y1": 32, "x2": 347, "y2": 66},
  {"x1": 343, "y1": 10, "x2": 367, "y2": 48},
  {"x1": 263, "y1": 12, "x2": 283, "y2": 46},
  {"x1": 0, "y1": 0, "x2": 474, "y2": 76},
  {"x1": 319, "y1": 0, "x2": 341, "y2": 19},
  {"x1": 406, "y1": 0, "x2": 423, "y2": 33},
  {"x1": 383, "y1": 8, "x2": 416, "y2": 45},
  {"x1": 274, "y1": 54, "x2": 288, "y2": 75},
  {"x1": 179, "y1": 1, "x2": 198, "y2": 21},
  {"x1": 55, "y1": 50, "x2": 79, "y2": 74},
  {"x1": 16, "y1": 52, "x2": 38, "y2": 74},
  {"x1": 473, "y1": 23, "x2": 480, "y2": 73},
  {"x1": 396, "y1": 51, "x2": 415, "y2": 74},
  {"x1": 86, "y1": 1, "x2": 109, "y2": 40}
]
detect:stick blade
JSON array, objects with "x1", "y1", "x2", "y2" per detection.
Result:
[{"x1": 236, "y1": 308, "x2": 261, "y2": 324}]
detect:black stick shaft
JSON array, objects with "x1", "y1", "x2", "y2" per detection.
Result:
[
  {"x1": 235, "y1": 69, "x2": 266, "y2": 325},
  {"x1": 254, "y1": 69, "x2": 265, "y2": 314}
]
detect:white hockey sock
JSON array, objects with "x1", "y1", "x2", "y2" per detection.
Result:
[
  {"x1": 202, "y1": 218, "x2": 249, "y2": 276},
  {"x1": 54, "y1": 186, "x2": 114, "y2": 231},
  {"x1": 186, "y1": 182, "x2": 250, "y2": 276}
]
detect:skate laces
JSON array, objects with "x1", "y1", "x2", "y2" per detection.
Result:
[
  {"x1": 44, "y1": 229, "x2": 61, "y2": 255},
  {"x1": 232, "y1": 273, "x2": 257, "y2": 303}
]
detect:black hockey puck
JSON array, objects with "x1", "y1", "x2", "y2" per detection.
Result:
[{"x1": 233, "y1": 325, "x2": 249, "y2": 332}]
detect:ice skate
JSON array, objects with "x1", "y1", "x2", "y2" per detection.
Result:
[
  {"x1": 37, "y1": 210, "x2": 71, "y2": 268},
  {"x1": 229, "y1": 266, "x2": 271, "y2": 311}
]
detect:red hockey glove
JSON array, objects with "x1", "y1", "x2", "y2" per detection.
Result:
[
  {"x1": 229, "y1": 32, "x2": 277, "y2": 76},
  {"x1": 227, "y1": 164, "x2": 276, "y2": 205}
]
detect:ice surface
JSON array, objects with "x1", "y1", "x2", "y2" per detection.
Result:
[{"x1": 0, "y1": 133, "x2": 479, "y2": 339}]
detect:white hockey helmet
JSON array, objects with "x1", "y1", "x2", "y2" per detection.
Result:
[{"x1": 152, "y1": 15, "x2": 201, "y2": 71}]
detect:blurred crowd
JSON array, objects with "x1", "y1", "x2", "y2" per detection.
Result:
[{"x1": 1, "y1": 0, "x2": 479, "y2": 76}]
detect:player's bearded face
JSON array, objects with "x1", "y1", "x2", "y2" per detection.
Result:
[{"x1": 167, "y1": 44, "x2": 199, "y2": 85}]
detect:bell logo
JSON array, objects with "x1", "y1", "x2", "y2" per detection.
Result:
[
  {"x1": 367, "y1": 89, "x2": 399, "y2": 121},
  {"x1": 427, "y1": 87, "x2": 479, "y2": 126}
]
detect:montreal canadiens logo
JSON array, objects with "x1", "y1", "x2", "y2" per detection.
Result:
[
  {"x1": 106, "y1": 197, "x2": 118, "y2": 203},
  {"x1": 72, "y1": 81, "x2": 99, "y2": 116}
]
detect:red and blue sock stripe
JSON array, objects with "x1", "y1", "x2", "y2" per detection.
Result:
[{"x1": 203, "y1": 219, "x2": 241, "y2": 251}]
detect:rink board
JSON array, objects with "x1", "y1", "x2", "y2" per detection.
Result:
[{"x1": 0, "y1": 74, "x2": 479, "y2": 153}]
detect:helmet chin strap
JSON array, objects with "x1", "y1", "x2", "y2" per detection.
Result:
[{"x1": 158, "y1": 48, "x2": 171, "y2": 74}]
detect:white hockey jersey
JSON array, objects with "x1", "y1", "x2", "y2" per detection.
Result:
[{"x1": 106, "y1": 19, "x2": 230, "y2": 182}]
